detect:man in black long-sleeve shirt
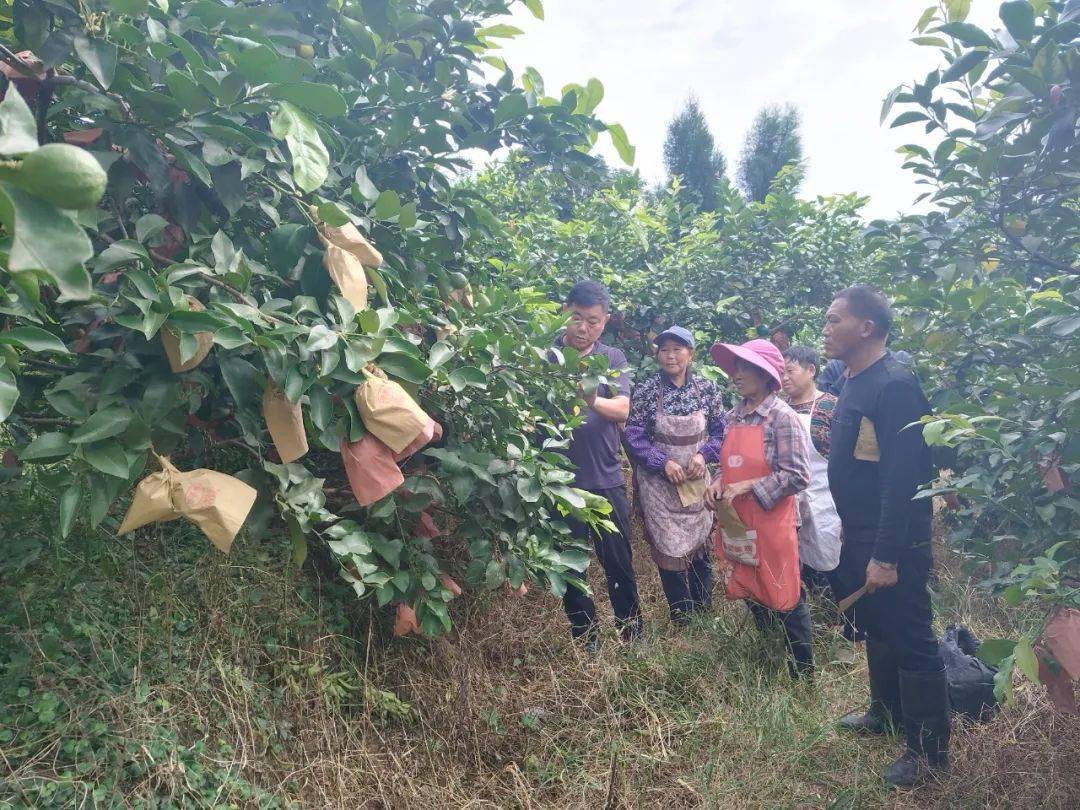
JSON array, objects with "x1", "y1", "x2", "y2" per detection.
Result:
[{"x1": 823, "y1": 286, "x2": 948, "y2": 788}]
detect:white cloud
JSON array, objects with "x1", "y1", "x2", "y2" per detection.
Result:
[{"x1": 497, "y1": 0, "x2": 999, "y2": 219}]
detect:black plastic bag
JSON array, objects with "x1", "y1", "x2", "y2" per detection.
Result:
[{"x1": 941, "y1": 623, "x2": 998, "y2": 722}]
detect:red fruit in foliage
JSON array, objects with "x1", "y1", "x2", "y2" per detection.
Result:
[
  {"x1": 2, "y1": 449, "x2": 19, "y2": 468},
  {"x1": 1050, "y1": 85, "x2": 1063, "y2": 107}
]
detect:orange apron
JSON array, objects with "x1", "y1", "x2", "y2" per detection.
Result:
[{"x1": 716, "y1": 423, "x2": 801, "y2": 611}]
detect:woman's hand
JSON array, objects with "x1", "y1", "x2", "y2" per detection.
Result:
[
  {"x1": 664, "y1": 459, "x2": 686, "y2": 485},
  {"x1": 722, "y1": 478, "x2": 756, "y2": 505},
  {"x1": 704, "y1": 477, "x2": 724, "y2": 507},
  {"x1": 686, "y1": 453, "x2": 707, "y2": 480}
]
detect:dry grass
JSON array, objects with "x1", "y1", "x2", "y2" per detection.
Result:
[{"x1": 2, "y1": 491, "x2": 1078, "y2": 809}]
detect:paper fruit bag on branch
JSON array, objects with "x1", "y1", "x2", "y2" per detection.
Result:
[
  {"x1": 320, "y1": 238, "x2": 369, "y2": 313},
  {"x1": 319, "y1": 219, "x2": 383, "y2": 267},
  {"x1": 341, "y1": 435, "x2": 404, "y2": 506},
  {"x1": 117, "y1": 456, "x2": 257, "y2": 553},
  {"x1": 161, "y1": 296, "x2": 214, "y2": 373},
  {"x1": 262, "y1": 384, "x2": 308, "y2": 463},
  {"x1": 354, "y1": 366, "x2": 429, "y2": 454}
]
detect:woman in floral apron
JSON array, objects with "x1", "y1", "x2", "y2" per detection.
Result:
[
  {"x1": 705, "y1": 339, "x2": 814, "y2": 678},
  {"x1": 624, "y1": 327, "x2": 726, "y2": 626}
]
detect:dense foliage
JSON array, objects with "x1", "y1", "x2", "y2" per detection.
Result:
[
  {"x1": 0, "y1": 0, "x2": 641, "y2": 635},
  {"x1": 867, "y1": 0, "x2": 1079, "y2": 692},
  {"x1": 661, "y1": 95, "x2": 726, "y2": 211},
  {"x1": 468, "y1": 156, "x2": 871, "y2": 367}
]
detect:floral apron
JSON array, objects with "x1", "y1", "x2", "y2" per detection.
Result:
[{"x1": 635, "y1": 389, "x2": 713, "y2": 571}]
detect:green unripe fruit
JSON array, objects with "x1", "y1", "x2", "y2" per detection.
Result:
[
  {"x1": 11, "y1": 144, "x2": 108, "y2": 210},
  {"x1": 447, "y1": 271, "x2": 469, "y2": 289}
]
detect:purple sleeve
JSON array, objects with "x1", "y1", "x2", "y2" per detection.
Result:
[
  {"x1": 698, "y1": 383, "x2": 726, "y2": 463},
  {"x1": 699, "y1": 414, "x2": 725, "y2": 463},
  {"x1": 624, "y1": 424, "x2": 668, "y2": 473}
]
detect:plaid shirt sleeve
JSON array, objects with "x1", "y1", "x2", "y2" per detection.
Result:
[{"x1": 751, "y1": 405, "x2": 811, "y2": 511}]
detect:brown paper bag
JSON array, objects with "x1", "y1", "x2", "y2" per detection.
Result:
[
  {"x1": 341, "y1": 435, "x2": 404, "y2": 506},
  {"x1": 262, "y1": 384, "x2": 309, "y2": 463},
  {"x1": 320, "y1": 220, "x2": 383, "y2": 267},
  {"x1": 354, "y1": 368, "x2": 429, "y2": 454},
  {"x1": 854, "y1": 417, "x2": 881, "y2": 462},
  {"x1": 393, "y1": 417, "x2": 442, "y2": 462},
  {"x1": 446, "y1": 284, "x2": 475, "y2": 310},
  {"x1": 676, "y1": 476, "x2": 708, "y2": 507},
  {"x1": 393, "y1": 603, "x2": 421, "y2": 636},
  {"x1": 714, "y1": 499, "x2": 759, "y2": 567},
  {"x1": 161, "y1": 296, "x2": 214, "y2": 373},
  {"x1": 321, "y1": 239, "x2": 369, "y2": 313},
  {"x1": 117, "y1": 456, "x2": 257, "y2": 553}
]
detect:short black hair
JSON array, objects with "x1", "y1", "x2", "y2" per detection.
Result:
[
  {"x1": 783, "y1": 346, "x2": 820, "y2": 377},
  {"x1": 835, "y1": 285, "x2": 893, "y2": 339},
  {"x1": 566, "y1": 280, "x2": 610, "y2": 313}
]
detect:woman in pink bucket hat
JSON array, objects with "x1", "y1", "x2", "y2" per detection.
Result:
[{"x1": 705, "y1": 338, "x2": 815, "y2": 678}]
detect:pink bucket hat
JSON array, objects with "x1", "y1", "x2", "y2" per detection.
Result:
[{"x1": 709, "y1": 338, "x2": 785, "y2": 387}]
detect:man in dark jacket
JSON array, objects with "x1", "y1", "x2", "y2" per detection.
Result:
[{"x1": 823, "y1": 285, "x2": 948, "y2": 788}]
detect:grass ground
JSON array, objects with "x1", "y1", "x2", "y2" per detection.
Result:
[{"x1": 1, "y1": 475, "x2": 1077, "y2": 808}]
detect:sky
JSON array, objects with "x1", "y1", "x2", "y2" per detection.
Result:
[{"x1": 494, "y1": 0, "x2": 998, "y2": 220}]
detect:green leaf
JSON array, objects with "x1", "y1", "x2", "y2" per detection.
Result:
[
  {"x1": 316, "y1": 201, "x2": 351, "y2": 226},
  {"x1": 1013, "y1": 637, "x2": 1040, "y2": 684},
  {"x1": 548, "y1": 484, "x2": 585, "y2": 509},
  {"x1": 74, "y1": 34, "x2": 118, "y2": 89},
  {"x1": 59, "y1": 480, "x2": 81, "y2": 538},
  {"x1": 976, "y1": 637, "x2": 1017, "y2": 667},
  {"x1": 269, "y1": 101, "x2": 329, "y2": 193},
  {"x1": 476, "y1": 24, "x2": 524, "y2": 39},
  {"x1": 0, "y1": 86, "x2": 40, "y2": 154},
  {"x1": 447, "y1": 366, "x2": 487, "y2": 391},
  {"x1": 71, "y1": 407, "x2": 132, "y2": 444},
  {"x1": 880, "y1": 86, "x2": 903, "y2": 125},
  {"x1": 109, "y1": 0, "x2": 149, "y2": 14},
  {"x1": 941, "y1": 50, "x2": 987, "y2": 83},
  {"x1": 0, "y1": 184, "x2": 93, "y2": 299},
  {"x1": 607, "y1": 123, "x2": 635, "y2": 165},
  {"x1": 945, "y1": 0, "x2": 971, "y2": 22},
  {"x1": 524, "y1": 0, "x2": 545, "y2": 19},
  {"x1": 428, "y1": 341, "x2": 455, "y2": 369},
  {"x1": 379, "y1": 353, "x2": 431, "y2": 384},
  {"x1": 263, "y1": 83, "x2": 348, "y2": 118},
  {"x1": 936, "y1": 22, "x2": 996, "y2": 49},
  {"x1": 397, "y1": 202, "x2": 417, "y2": 230},
  {"x1": 305, "y1": 324, "x2": 339, "y2": 352},
  {"x1": 0, "y1": 367, "x2": 17, "y2": 422},
  {"x1": 493, "y1": 93, "x2": 528, "y2": 127},
  {"x1": 373, "y1": 189, "x2": 401, "y2": 219},
  {"x1": 81, "y1": 442, "x2": 131, "y2": 478},
  {"x1": 516, "y1": 476, "x2": 542, "y2": 503},
  {"x1": 353, "y1": 166, "x2": 379, "y2": 202},
  {"x1": 890, "y1": 111, "x2": 930, "y2": 128},
  {"x1": 19, "y1": 432, "x2": 74, "y2": 462},
  {"x1": 0, "y1": 326, "x2": 69, "y2": 354},
  {"x1": 999, "y1": 1, "x2": 1035, "y2": 42}
]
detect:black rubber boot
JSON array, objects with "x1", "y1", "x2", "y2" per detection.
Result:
[
  {"x1": 884, "y1": 665, "x2": 951, "y2": 788},
  {"x1": 839, "y1": 639, "x2": 902, "y2": 734}
]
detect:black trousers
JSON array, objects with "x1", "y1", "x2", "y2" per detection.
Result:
[
  {"x1": 749, "y1": 592, "x2": 815, "y2": 678},
  {"x1": 658, "y1": 553, "x2": 713, "y2": 624},
  {"x1": 831, "y1": 538, "x2": 943, "y2": 672},
  {"x1": 561, "y1": 485, "x2": 643, "y2": 640}
]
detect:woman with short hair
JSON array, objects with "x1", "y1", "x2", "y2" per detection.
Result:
[
  {"x1": 624, "y1": 326, "x2": 725, "y2": 625},
  {"x1": 706, "y1": 339, "x2": 814, "y2": 678}
]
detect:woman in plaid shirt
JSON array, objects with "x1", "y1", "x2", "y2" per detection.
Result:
[{"x1": 705, "y1": 339, "x2": 814, "y2": 679}]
